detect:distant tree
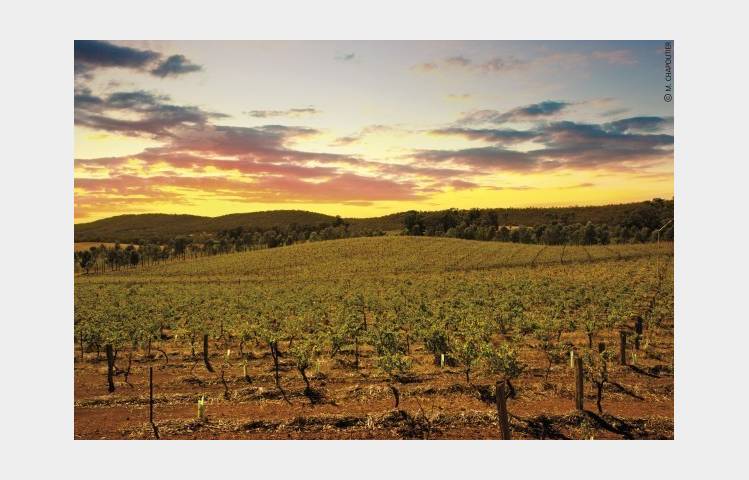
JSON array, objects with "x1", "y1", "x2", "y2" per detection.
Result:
[
  {"x1": 129, "y1": 249, "x2": 140, "y2": 267},
  {"x1": 509, "y1": 228, "x2": 520, "y2": 243},
  {"x1": 78, "y1": 250, "x2": 94, "y2": 273},
  {"x1": 496, "y1": 226, "x2": 510, "y2": 242},
  {"x1": 173, "y1": 236, "x2": 190, "y2": 259},
  {"x1": 517, "y1": 227, "x2": 535, "y2": 244},
  {"x1": 403, "y1": 211, "x2": 424, "y2": 236},
  {"x1": 582, "y1": 222, "x2": 597, "y2": 245}
]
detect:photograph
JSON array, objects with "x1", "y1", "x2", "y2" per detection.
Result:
[{"x1": 72, "y1": 40, "x2": 674, "y2": 440}]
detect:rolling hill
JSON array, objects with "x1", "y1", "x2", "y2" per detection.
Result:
[
  {"x1": 74, "y1": 199, "x2": 673, "y2": 243},
  {"x1": 74, "y1": 210, "x2": 339, "y2": 243},
  {"x1": 75, "y1": 235, "x2": 673, "y2": 282}
]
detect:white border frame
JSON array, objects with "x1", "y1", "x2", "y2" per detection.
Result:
[{"x1": 4, "y1": 1, "x2": 747, "y2": 478}]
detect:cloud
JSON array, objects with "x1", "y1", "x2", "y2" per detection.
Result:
[
  {"x1": 412, "y1": 49, "x2": 637, "y2": 76},
  {"x1": 76, "y1": 108, "x2": 672, "y2": 218},
  {"x1": 75, "y1": 40, "x2": 159, "y2": 74},
  {"x1": 458, "y1": 101, "x2": 571, "y2": 125},
  {"x1": 74, "y1": 40, "x2": 202, "y2": 78},
  {"x1": 75, "y1": 155, "x2": 422, "y2": 219},
  {"x1": 445, "y1": 56, "x2": 471, "y2": 67},
  {"x1": 411, "y1": 62, "x2": 438, "y2": 72},
  {"x1": 331, "y1": 136, "x2": 360, "y2": 146},
  {"x1": 76, "y1": 123, "x2": 358, "y2": 180},
  {"x1": 450, "y1": 179, "x2": 479, "y2": 190},
  {"x1": 413, "y1": 146, "x2": 539, "y2": 171},
  {"x1": 475, "y1": 56, "x2": 527, "y2": 73},
  {"x1": 412, "y1": 55, "x2": 526, "y2": 74},
  {"x1": 604, "y1": 116, "x2": 673, "y2": 134},
  {"x1": 336, "y1": 53, "x2": 356, "y2": 62},
  {"x1": 557, "y1": 182, "x2": 595, "y2": 189},
  {"x1": 162, "y1": 124, "x2": 328, "y2": 158},
  {"x1": 591, "y1": 49, "x2": 637, "y2": 65},
  {"x1": 244, "y1": 108, "x2": 321, "y2": 118},
  {"x1": 532, "y1": 120, "x2": 673, "y2": 168},
  {"x1": 241, "y1": 173, "x2": 421, "y2": 203},
  {"x1": 372, "y1": 162, "x2": 472, "y2": 180},
  {"x1": 412, "y1": 117, "x2": 673, "y2": 173},
  {"x1": 431, "y1": 127, "x2": 539, "y2": 145},
  {"x1": 331, "y1": 124, "x2": 401, "y2": 145},
  {"x1": 75, "y1": 115, "x2": 481, "y2": 220},
  {"x1": 151, "y1": 54, "x2": 203, "y2": 77},
  {"x1": 75, "y1": 89, "x2": 227, "y2": 137},
  {"x1": 601, "y1": 107, "x2": 631, "y2": 117},
  {"x1": 446, "y1": 93, "x2": 472, "y2": 101},
  {"x1": 488, "y1": 185, "x2": 535, "y2": 191}
]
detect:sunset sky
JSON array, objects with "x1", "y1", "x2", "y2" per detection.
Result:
[{"x1": 74, "y1": 40, "x2": 673, "y2": 223}]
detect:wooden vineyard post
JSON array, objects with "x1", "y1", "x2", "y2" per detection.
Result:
[
  {"x1": 598, "y1": 342, "x2": 606, "y2": 354},
  {"x1": 149, "y1": 366, "x2": 154, "y2": 423},
  {"x1": 496, "y1": 380, "x2": 512, "y2": 440},
  {"x1": 149, "y1": 366, "x2": 160, "y2": 439},
  {"x1": 634, "y1": 316, "x2": 643, "y2": 350},
  {"x1": 574, "y1": 357, "x2": 584, "y2": 411},
  {"x1": 105, "y1": 344, "x2": 115, "y2": 393},
  {"x1": 619, "y1": 331, "x2": 628, "y2": 366}
]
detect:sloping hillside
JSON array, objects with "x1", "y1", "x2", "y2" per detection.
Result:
[
  {"x1": 74, "y1": 210, "x2": 338, "y2": 242},
  {"x1": 74, "y1": 199, "x2": 673, "y2": 243},
  {"x1": 77, "y1": 235, "x2": 673, "y2": 283}
]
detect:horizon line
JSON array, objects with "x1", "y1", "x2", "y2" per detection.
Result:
[{"x1": 74, "y1": 196, "x2": 674, "y2": 225}]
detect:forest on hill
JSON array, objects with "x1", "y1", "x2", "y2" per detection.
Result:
[
  {"x1": 74, "y1": 199, "x2": 673, "y2": 274},
  {"x1": 75, "y1": 199, "x2": 673, "y2": 244}
]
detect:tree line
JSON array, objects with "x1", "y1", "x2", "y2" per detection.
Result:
[
  {"x1": 75, "y1": 217, "x2": 385, "y2": 273},
  {"x1": 75, "y1": 200, "x2": 674, "y2": 273},
  {"x1": 402, "y1": 198, "x2": 674, "y2": 245}
]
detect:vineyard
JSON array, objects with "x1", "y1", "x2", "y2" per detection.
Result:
[{"x1": 74, "y1": 236, "x2": 674, "y2": 439}]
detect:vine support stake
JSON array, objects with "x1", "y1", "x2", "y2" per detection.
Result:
[
  {"x1": 105, "y1": 344, "x2": 115, "y2": 393},
  {"x1": 574, "y1": 357, "x2": 584, "y2": 411},
  {"x1": 619, "y1": 331, "x2": 628, "y2": 366},
  {"x1": 496, "y1": 380, "x2": 512, "y2": 440},
  {"x1": 149, "y1": 366, "x2": 154, "y2": 423},
  {"x1": 149, "y1": 366, "x2": 160, "y2": 439},
  {"x1": 634, "y1": 316, "x2": 643, "y2": 350}
]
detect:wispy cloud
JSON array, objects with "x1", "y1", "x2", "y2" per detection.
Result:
[
  {"x1": 244, "y1": 108, "x2": 321, "y2": 118},
  {"x1": 412, "y1": 49, "x2": 637, "y2": 75},
  {"x1": 331, "y1": 125, "x2": 401, "y2": 146},
  {"x1": 458, "y1": 101, "x2": 571, "y2": 125},
  {"x1": 412, "y1": 55, "x2": 527, "y2": 74},
  {"x1": 336, "y1": 52, "x2": 356, "y2": 62},
  {"x1": 431, "y1": 127, "x2": 538, "y2": 145},
  {"x1": 74, "y1": 88, "x2": 226, "y2": 138},
  {"x1": 591, "y1": 49, "x2": 638, "y2": 65}
]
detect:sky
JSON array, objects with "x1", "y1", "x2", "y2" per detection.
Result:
[{"x1": 74, "y1": 41, "x2": 673, "y2": 223}]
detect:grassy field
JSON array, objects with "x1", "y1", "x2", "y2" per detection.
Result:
[{"x1": 74, "y1": 237, "x2": 674, "y2": 439}]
